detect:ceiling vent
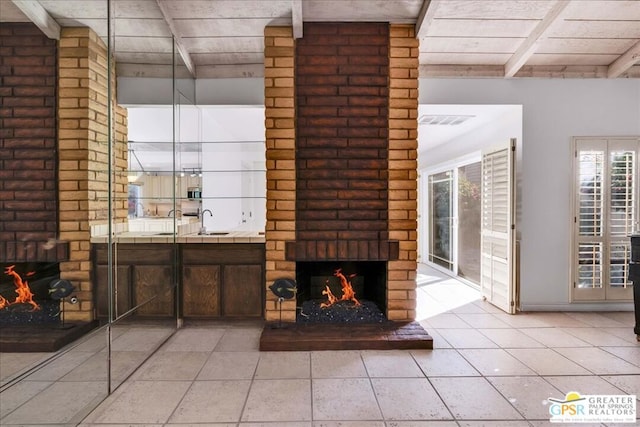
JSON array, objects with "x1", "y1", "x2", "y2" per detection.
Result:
[{"x1": 418, "y1": 115, "x2": 475, "y2": 126}]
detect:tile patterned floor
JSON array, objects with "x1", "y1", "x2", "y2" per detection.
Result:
[{"x1": 1, "y1": 266, "x2": 638, "y2": 426}]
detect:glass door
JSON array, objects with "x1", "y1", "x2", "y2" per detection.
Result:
[
  {"x1": 428, "y1": 171, "x2": 454, "y2": 270},
  {"x1": 457, "y1": 162, "x2": 482, "y2": 283}
]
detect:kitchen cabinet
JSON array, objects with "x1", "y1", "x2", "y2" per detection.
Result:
[
  {"x1": 94, "y1": 265, "x2": 131, "y2": 318},
  {"x1": 93, "y1": 243, "x2": 264, "y2": 320},
  {"x1": 137, "y1": 175, "x2": 174, "y2": 201},
  {"x1": 138, "y1": 175, "x2": 202, "y2": 201},
  {"x1": 182, "y1": 244, "x2": 264, "y2": 318},
  {"x1": 223, "y1": 265, "x2": 262, "y2": 317},
  {"x1": 179, "y1": 175, "x2": 202, "y2": 199},
  {"x1": 183, "y1": 265, "x2": 221, "y2": 316},
  {"x1": 133, "y1": 265, "x2": 174, "y2": 316},
  {"x1": 93, "y1": 244, "x2": 175, "y2": 319}
]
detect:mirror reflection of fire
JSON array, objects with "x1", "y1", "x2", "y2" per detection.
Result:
[
  {"x1": 320, "y1": 268, "x2": 361, "y2": 308},
  {"x1": 0, "y1": 265, "x2": 40, "y2": 311}
]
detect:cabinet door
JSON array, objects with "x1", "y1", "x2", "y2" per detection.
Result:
[
  {"x1": 133, "y1": 265, "x2": 174, "y2": 316},
  {"x1": 160, "y1": 176, "x2": 175, "y2": 199},
  {"x1": 223, "y1": 265, "x2": 263, "y2": 317},
  {"x1": 95, "y1": 265, "x2": 131, "y2": 318},
  {"x1": 183, "y1": 265, "x2": 221, "y2": 316}
]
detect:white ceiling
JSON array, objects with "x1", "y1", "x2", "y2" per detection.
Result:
[
  {"x1": 3, "y1": 0, "x2": 640, "y2": 79},
  {"x1": 3, "y1": 0, "x2": 637, "y2": 169},
  {"x1": 417, "y1": 104, "x2": 517, "y2": 151}
]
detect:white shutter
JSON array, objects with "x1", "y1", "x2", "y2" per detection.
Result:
[
  {"x1": 481, "y1": 139, "x2": 516, "y2": 314},
  {"x1": 607, "y1": 142, "x2": 636, "y2": 299},
  {"x1": 575, "y1": 139, "x2": 606, "y2": 299}
]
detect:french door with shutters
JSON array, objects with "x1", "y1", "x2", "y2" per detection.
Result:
[
  {"x1": 481, "y1": 139, "x2": 516, "y2": 314},
  {"x1": 573, "y1": 137, "x2": 639, "y2": 301}
]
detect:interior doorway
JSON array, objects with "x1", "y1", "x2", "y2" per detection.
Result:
[
  {"x1": 418, "y1": 104, "x2": 522, "y2": 313},
  {"x1": 426, "y1": 161, "x2": 482, "y2": 284}
]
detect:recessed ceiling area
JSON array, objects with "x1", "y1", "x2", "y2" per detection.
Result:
[
  {"x1": 418, "y1": 104, "x2": 518, "y2": 153},
  {"x1": 2, "y1": 0, "x2": 639, "y2": 79}
]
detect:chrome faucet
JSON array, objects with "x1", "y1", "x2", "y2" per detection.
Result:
[
  {"x1": 199, "y1": 209, "x2": 213, "y2": 234},
  {"x1": 135, "y1": 203, "x2": 144, "y2": 217},
  {"x1": 167, "y1": 209, "x2": 181, "y2": 217}
]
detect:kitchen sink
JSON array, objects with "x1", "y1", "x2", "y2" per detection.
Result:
[
  {"x1": 205, "y1": 232, "x2": 229, "y2": 236},
  {"x1": 154, "y1": 232, "x2": 175, "y2": 235}
]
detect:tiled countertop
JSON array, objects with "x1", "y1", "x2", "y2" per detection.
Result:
[{"x1": 90, "y1": 230, "x2": 265, "y2": 244}]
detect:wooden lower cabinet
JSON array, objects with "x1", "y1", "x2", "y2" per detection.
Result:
[
  {"x1": 134, "y1": 265, "x2": 174, "y2": 316},
  {"x1": 183, "y1": 265, "x2": 221, "y2": 316},
  {"x1": 93, "y1": 243, "x2": 264, "y2": 320},
  {"x1": 223, "y1": 265, "x2": 263, "y2": 317},
  {"x1": 95, "y1": 265, "x2": 131, "y2": 318}
]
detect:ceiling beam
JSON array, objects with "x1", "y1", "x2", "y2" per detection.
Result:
[
  {"x1": 11, "y1": 0, "x2": 60, "y2": 40},
  {"x1": 415, "y1": 0, "x2": 439, "y2": 40},
  {"x1": 504, "y1": 0, "x2": 570, "y2": 78},
  {"x1": 420, "y1": 64, "x2": 612, "y2": 79},
  {"x1": 292, "y1": 0, "x2": 303, "y2": 39},
  {"x1": 155, "y1": 0, "x2": 196, "y2": 78},
  {"x1": 608, "y1": 40, "x2": 640, "y2": 78}
]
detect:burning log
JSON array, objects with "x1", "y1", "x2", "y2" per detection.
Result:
[
  {"x1": 320, "y1": 285, "x2": 338, "y2": 308},
  {"x1": 1, "y1": 265, "x2": 40, "y2": 311},
  {"x1": 320, "y1": 268, "x2": 361, "y2": 308}
]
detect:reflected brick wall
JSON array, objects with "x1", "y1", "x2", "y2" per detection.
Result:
[{"x1": 0, "y1": 23, "x2": 67, "y2": 262}]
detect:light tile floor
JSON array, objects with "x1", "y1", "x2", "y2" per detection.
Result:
[{"x1": 1, "y1": 266, "x2": 638, "y2": 426}]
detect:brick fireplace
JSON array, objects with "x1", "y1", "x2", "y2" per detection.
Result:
[
  {"x1": 264, "y1": 23, "x2": 419, "y2": 323},
  {"x1": 1, "y1": 23, "x2": 127, "y2": 327}
]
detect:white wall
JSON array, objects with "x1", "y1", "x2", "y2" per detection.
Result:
[
  {"x1": 420, "y1": 78, "x2": 640, "y2": 310},
  {"x1": 200, "y1": 107, "x2": 266, "y2": 231}
]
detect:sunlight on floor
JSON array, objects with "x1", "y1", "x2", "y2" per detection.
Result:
[{"x1": 415, "y1": 270, "x2": 482, "y2": 321}]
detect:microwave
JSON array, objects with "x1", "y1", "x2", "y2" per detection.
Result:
[{"x1": 187, "y1": 187, "x2": 201, "y2": 199}]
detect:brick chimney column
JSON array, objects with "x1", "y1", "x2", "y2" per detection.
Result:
[
  {"x1": 264, "y1": 26, "x2": 297, "y2": 322},
  {"x1": 58, "y1": 28, "x2": 128, "y2": 322},
  {"x1": 387, "y1": 24, "x2": 419, "y2": 321},
  {"x1": 263, "y1": 23, "x2": 420, "y2": 323}
]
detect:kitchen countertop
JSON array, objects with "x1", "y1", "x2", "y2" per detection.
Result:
[{"x1": 90, "y1": 230, "x2": 265, "y2": 244}]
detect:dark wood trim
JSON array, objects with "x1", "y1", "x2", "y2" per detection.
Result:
[{"x1": 285, "y1": 239, "x2": 399, "y2": 261}]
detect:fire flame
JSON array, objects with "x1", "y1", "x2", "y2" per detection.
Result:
[
  {"x1": 1, "y1": 265, "x2": 40, "y2": 311},
  {"x1": 320, "y1": 268, "x2": 361, "y2": 308}
]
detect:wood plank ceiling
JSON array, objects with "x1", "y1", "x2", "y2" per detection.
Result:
[{"x1": 2, "y1": 0, "x2": 640, "y2": 79}]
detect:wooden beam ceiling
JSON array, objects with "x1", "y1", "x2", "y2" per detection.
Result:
[
  {"x1": 155, "y1": 0, "x2": 196, "y2": 77},
  {"x1": 415, "y1": 0, "x2": 438, "y2": 40},
  {"x1": 504, "y1": 0, "x2": 570, "y2": 78},
  {"x1": 292, "y1": 0, "x2": 303, "y2": 39},
  {"x1": 608, "y1": 40, "x2": 640, "y2": 78},
  {"x1": 11, "y1": 0, "x2": 60, "y2": 39}
]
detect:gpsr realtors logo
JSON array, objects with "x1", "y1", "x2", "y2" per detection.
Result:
[{"x1": 549, "y1": 391, "x2": 637, "y2": 423}]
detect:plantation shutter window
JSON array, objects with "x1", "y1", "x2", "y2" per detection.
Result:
[{"x1": 573, "y1": 137, "x2": 639, "y2": 301}]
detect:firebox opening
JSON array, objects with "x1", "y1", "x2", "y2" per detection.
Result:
[
  {"x1": 0, "y1": 262, "x2": 62, "y2": 325},
  {"x1": 295, "y1": 261, "x2": 387, "y2": 323}
]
